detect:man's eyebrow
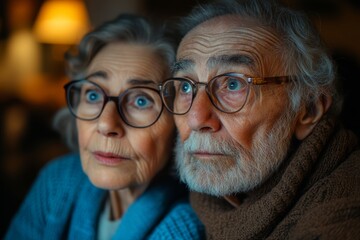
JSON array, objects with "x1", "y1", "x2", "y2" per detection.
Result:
[
  {"x1": 171, "y1": 59, "x2": 194, "y2": 75},
  {"x1": 207, "y1": 54, "x2": 254, "y2": 69},
  {"x1": 85, "y1": 71, "x2": 107, "y2": 80}
]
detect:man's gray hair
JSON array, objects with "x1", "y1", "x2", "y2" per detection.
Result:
[
  {"x1": 178, "y1": 0, "x2": 341, "y2": 117},
  {"x1": 53, "y1": 13, "x2": 176, "y2": 151}
]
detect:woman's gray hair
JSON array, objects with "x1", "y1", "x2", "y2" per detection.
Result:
[
  {"x1": 178, "y1": 0, "x2": 342, "y2": 117},
  {"x1": 53, "y1": 13, "x2": 176, "y2": 151}
]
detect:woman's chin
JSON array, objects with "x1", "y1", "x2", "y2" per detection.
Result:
[{"x1": 88, "y1": 173, "x2": 133, "y2": 190}]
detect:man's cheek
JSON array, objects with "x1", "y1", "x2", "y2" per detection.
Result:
[{"x1": 175, "y1": 118, "x2": 189, "y2": 142}]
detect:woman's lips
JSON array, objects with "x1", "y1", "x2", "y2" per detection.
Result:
[{"x1": 93, "y1": 151, "x2": 130, "y2": 166}]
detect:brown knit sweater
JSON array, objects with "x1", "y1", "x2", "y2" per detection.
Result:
[{"x1": 191, "y1": 118, "x2": 360, "y2": 239}]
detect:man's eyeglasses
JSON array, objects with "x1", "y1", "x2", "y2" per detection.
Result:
[
  {"x1": 160, "y1": 72, "x2": 292, "y2": 115},
  {"x1": 64, "y1": 80, "x2": 163, "y2": 128}
]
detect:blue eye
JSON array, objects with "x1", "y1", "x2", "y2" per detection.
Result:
[
  {"x1": 180, "y1": 81, "x2": 192, "y2": 94},
  {"x1": 85, "y1": 90, "x2": 102, "y2": 103},
  {"x1": 134, "y1": 96, "x2": 152, "y2": 109},
  {"x1": 227, "y1": 78, "x2": 243, "y2": 91}
]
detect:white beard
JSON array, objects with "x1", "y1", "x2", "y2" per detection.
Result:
[{"x1": 175, "y1": 112, "x2": 295, "y2": 196}]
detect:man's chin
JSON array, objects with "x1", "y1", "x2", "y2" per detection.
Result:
[{"x1": 179, "y1": 166, "x2": 236, "y2": 197}]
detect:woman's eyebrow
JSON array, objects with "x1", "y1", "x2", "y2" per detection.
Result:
[
  {"x1": 127, "y1": 79, "x2": 156, "y2": 86},
  {"x1": 85, "y1": 71, "x2": 108, "y2": 80},
  {"x1": 85, "y1": 72, "x2": 155, "y2": 85}
]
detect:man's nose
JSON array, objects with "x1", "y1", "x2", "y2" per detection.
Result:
[
  {"x1": 186, "y1": 89, "x2": 221, "y2": 132},
  {"x1": 97, "y1": 101, "x2": 125, "y2": 137}
]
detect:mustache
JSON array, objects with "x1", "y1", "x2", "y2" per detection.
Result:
[{"x1": 182, "y1": 132, "x2": 241, "y2": 156}]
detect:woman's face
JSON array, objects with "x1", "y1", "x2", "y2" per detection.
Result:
[{"x1": 77, "y1": 42, "x2": 175, "y2": 190}]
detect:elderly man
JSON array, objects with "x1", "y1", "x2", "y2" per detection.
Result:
[{"x1": 160, "y1": 0, "x2": 360, "y2": 239}]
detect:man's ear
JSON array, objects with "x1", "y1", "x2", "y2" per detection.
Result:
[{"x1": 295, "y1": 95, "x2": 332, "y2": 140}]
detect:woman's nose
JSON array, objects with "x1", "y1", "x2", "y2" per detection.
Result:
[{"x1": 97, "y1": 101, "x2": 125, "y2": 137}]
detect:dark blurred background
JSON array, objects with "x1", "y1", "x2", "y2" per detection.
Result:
[{"x1": 0, "y1": 0, "x2": 359, "y2": 237}]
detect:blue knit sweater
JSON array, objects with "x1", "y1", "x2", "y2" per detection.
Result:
[{"x1": 5, "y1": 153, "x2": 204, "y2": 240}]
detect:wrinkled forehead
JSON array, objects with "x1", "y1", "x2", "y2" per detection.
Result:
[{"x1": 176, "y1": 15, "x2": 284, "y2": 75}]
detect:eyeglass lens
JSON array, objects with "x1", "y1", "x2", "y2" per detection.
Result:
[
  {"x1": 66, "y1": 80, "x2": 163, "y2": 127},
  {"x1": 161, "y1": 74, "x2": 249, "y2": 114}
]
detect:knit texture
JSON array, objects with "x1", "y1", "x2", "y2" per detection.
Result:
[
  {"x1": 5, "y1": 154, "x2": 205, "y2": 240},
  {"x1": 191, "y1": 118, "x2": 360, "y2": 239}
]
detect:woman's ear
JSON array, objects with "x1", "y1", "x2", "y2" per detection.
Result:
[{"x1": 295, "y1": 95, "x2": 332, "y2": 140}]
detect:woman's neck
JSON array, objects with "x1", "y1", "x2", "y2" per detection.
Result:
[{"x1": 109, "y1": 184, "x2": 148, "y2": 220}]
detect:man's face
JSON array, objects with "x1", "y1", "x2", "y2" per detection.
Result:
[{"x1": 174, "y1": 15, "x2": 297, "y2": 196}]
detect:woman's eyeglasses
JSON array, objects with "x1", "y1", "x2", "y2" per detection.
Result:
[{"x1": 64, "y1": 80, "x2": 163, "y2": 128}]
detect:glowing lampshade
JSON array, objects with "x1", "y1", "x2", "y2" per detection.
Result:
[{"x1": 34, "y1": 0, "x2": 90, "y2": 44}]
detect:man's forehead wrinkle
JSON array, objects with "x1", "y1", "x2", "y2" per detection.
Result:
[
  {"x1": 177, "y1": 24, "x2": 282, "y2": 76},
  {"x1": 204, "y1": 40, "x2": 267, "y2": 73},
  {"x1": 242, "y1": 26, "x2": 281, "y2": 43},
  {"x1": 226, "y1": 28, "x2": 282, "y2": 49},
  {"x1": 178, "y1": 35, "x2": 213, "y2": 56},
  {"x1": 186, "y1": 27, "x2": 281, "y2": 53},
  {"x1": 182, "y1": 33, "x2": 213, "y2": 47},
  {"x1": 220, "y1": 35, "x2": 276, "y2": 52}
]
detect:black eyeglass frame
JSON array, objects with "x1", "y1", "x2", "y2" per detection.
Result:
[
  {"x1": 64, "y1": 79, "x2": 164, "y2": 128},
  {"x1": 159, "y1": 72, "x2": 292, "y2": 115}
]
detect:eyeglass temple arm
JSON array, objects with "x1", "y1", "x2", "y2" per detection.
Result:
[{"x1": 250, "y1": 76, "x2": 293, "y2": 85}]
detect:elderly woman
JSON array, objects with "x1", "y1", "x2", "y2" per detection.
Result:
[{"x1": 5, "y1": 14, "x2": 204, "y2": 239}]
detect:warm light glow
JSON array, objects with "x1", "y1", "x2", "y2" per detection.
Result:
[{"x1": 34, "y1": 0, "x2": 90, "y2": 44}]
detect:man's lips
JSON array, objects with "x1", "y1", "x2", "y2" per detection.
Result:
[
  {"x1": 93, "y1": 151, "x2": 131, "y2": 166},
  {"x1": 191, "y1": 151, "x2": 225, "y2": 158}
]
